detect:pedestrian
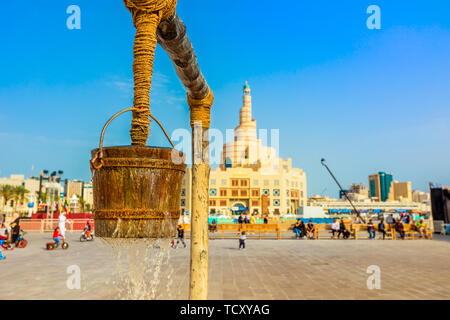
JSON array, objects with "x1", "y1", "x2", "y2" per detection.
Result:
[
  {"x1": 58, "y1": 211, "x2": 71, "y2": 238},
  {"x1": 174, "y1": 225, "x2": 187, "y2": 248},
  {"x1": 239, "y1": 231, "x2": 246, "y2": 250}
]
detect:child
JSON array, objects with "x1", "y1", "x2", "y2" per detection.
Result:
[
  {"x1": 53, "y1": 227, "x2": 64, "y2": 247},
  {"x1": 0, "y1": 222, "x2": 5, "y2": 260},
  {"x1": 174, "y1": 225, "x2": 186, "y2": 248},
  {"x1": 239, "y1": 231, "x2": 246, "y2": 250},
  {"x1": 83, "y1": 221, "x2": 92, "y2": 239}
]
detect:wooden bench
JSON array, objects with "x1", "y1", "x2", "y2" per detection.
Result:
[
  {"x1": 241, "y1": 224, "x2": 279, "y2": 239},
  {"x1": 409, "y1": 224, "x2": 433, "y2": 240},
  {"x1": 315, "y1": 224, "x2": 335, "y2": 239},
  {"x1": 215, "y1": 224, "x2": 240, "y2": 239},
  {"x1": 278, "y1": 223, "x2": 296, "y2": 239}
]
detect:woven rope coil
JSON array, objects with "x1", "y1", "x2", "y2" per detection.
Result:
[
  {"x1": 123, "y1": 0, "x2": 177, "y2": 145},
  {"x1": 187, "y1": 89, "x2": 214, "y2": 129}
]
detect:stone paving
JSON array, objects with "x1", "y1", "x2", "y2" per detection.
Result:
[{"x1": 1, "y1": 232, "x2": 449, "y2": 300}]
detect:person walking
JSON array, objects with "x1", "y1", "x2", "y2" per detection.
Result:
[
  {"x1": 174, "y1": 225, "x2": 187, "y2": 248},
  {"x1": 58, "y1": 211, "x2": 71, "y2": 238}
]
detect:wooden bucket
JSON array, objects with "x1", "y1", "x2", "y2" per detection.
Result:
[{"x1": 90, "y1": 109, "x2": 186, "y2": 238}]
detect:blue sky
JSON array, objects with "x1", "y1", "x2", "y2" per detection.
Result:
[{"x1": 0, "y1": 0, "x2": 449, "y2": 197}]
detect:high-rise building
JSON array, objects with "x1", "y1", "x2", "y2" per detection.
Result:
[
  {"x1": 369, "y1": 172, "x2": 393, "y2": 202},
  {"x1": 181, "y1": 82, "x2": 307, "y2": 216},
  {"x1": 369, "y1": 173, "x2": 413, "y2": 202}
]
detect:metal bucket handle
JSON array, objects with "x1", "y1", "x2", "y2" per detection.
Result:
[{"x1": 90, "y1": 108, "x2": 175, "y2": 171}]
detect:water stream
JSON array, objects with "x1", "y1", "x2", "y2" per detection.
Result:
[{"x1": 102, "y1": 214, "x2": 177, "y2": 300}]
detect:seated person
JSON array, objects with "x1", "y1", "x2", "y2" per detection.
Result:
[
  {"x1": 299, "y1": 221, "x2": 306, "y2": 238},
  {"x1": 338, "y1": 219, "x2": 346, "y2": 239},
  {"x1": 83, "y1": 221, "x2": 92, "y2": 238},
  {"x1": 395, "y1": 221, "x2": 405, "y2": 240},
  {"x1": 293, "y1": 219, "x2": 302, "y2": 239},
  {"x1": 445, "y1": 223, "x2": 450, "y2": 235},
  {"x1": 306, "y1": 220, "x2": 315, "y2": 239},
  {"x1": 367, "y1": 219, "x2": 376, "y2": 239},
  {"x1": 377, "y1": 220, "x2": 386, "y2": 240},
  {"x1": 342, "y1": 227, "x2": 350, "y2": 239},
  {"x1": 331, "y1": 219, "x2": 340, "y2": 238},
  {"x1": 416, "y1": 218, "x2": 428, "y2": 238},
  {"x1": 208, "y1": 219, "x2": 218, "y2": 232},
  {"x1": 53, "y1": 227, "x2": 64, "y2": 247}
]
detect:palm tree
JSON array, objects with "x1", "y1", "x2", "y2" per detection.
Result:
[
  {"x1": 12, "y1": 186, "x2": 29, "y2": 213},
  {"x1": 38, "y1": 192, "x2": 48, "y2": 203},
  {"x1": 76, "y1": 194, "x2": 86, "y2": 212},
  {"x1": 0, "y1": 184, "x2": 14, "y2": 213}
]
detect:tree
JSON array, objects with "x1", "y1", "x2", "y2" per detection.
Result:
[
  {"x1": 12, "y1": 186, "x2": 29, "y2": 212},
  {"x1": 0, "y1": 185, "x2": 14, "y2": 212},
  {"x1": 76, "y1": 194, "x2": 86, "y2": 212},
  {"x1": 38, "y1": 192, "x2": 48, "y2": 203}
]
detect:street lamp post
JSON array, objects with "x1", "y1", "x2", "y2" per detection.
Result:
[
  {"x1": 321, "y1": 158, "x2": 365, "y2": 223},
  {"x1": 43, "y1": 170, "x2": 64, "y2": 229}
]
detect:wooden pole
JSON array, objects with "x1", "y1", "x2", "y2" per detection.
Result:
[{"x1": 189, "y1": 122, "x2": 210, "y2": 300}]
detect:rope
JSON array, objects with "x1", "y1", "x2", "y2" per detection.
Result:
[
  {"x1": 187, "y1": 89, "x2": 214, "y2": 129},
  {"x1": 123, "y1": 0, "x2": 177, "y2": 145}
]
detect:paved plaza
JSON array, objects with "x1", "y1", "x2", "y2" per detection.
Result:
[{"x1": 1, "y1": 232, "x2": 449, "y2": 300}]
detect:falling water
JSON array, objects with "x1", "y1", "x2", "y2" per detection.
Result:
[{"x1": 102, "y1": 213, "x2": 177, "y2": 300}]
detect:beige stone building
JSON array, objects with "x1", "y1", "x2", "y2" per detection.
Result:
[
  {"x1": 412, "y1": 190, "x2": 430, "y2": 203},
  {"x1": 388, "y1": 181, "x2": 412, "y2": 202},
  {"x1": 65, "y1": 179, "x2": 83, "y2": 200},
  {"x1": 181, "y1": 82, "x2": 307, "y2": 216}
]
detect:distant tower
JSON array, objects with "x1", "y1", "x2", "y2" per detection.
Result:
[
  {"x1": 240, "y1": 81, "x2": 252, "y2": 124},
  {"x1": 236, "y1": 81, "x2": 257, "y2": 137}
]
